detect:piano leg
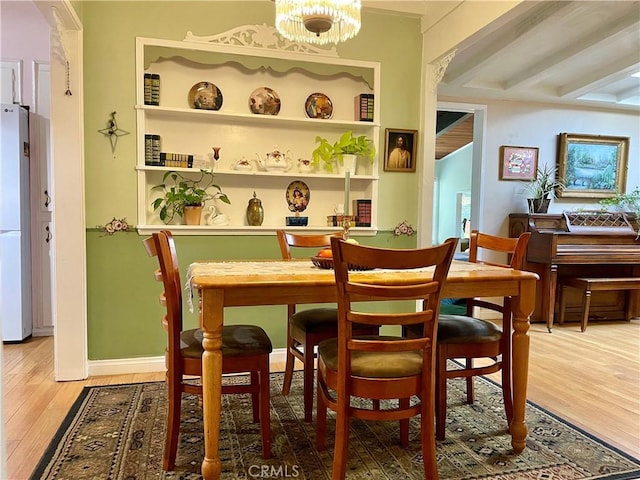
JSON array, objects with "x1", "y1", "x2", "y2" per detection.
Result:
[{"x1": 545, "y1": 265, "x2": 558, "y2": 332}]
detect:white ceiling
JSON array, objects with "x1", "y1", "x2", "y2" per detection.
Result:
[{"x1": 364, "y1": 0, "x2": 640, "y2": 111}]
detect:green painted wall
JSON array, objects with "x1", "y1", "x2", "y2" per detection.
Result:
[{"x1": 81, "y1": 2, "x2": 422, "y2": 360}]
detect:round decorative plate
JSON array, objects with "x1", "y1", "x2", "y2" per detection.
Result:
[
  {"x1": 304, "y1": 92, "x2": 333, "y2": 119},
  {"x1": 286, "y1": 180, "x2": 310, "y2": 213},
  {"x1": 188, "y1": 81, "x2": 223, "y2": 110},
  {"x1": 311, "y1": 256, "x2": 373, "y2": 271},
  {"x1": 249, "y1": 87, "x2": 281, "y2": 115}
]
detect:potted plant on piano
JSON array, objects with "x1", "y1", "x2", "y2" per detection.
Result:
[
  {"x1": 599, "y1": 186, "x2": 640, "y2": 237},
  {"x1": 151, "y1": 169, "x2": 230, "y2": 225},
  {"x1": 521, "y1": 164, "x2": 566, "y2": 214}
]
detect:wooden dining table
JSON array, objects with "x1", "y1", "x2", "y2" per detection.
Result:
[{"x1": 187, "y1": 259, "x2": 538, "y2": 480}]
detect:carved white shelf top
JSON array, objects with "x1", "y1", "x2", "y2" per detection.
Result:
[{"x1": 184, "y1": 24, "x2": 339, "y2": 57}]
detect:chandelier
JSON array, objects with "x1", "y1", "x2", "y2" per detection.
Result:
[{"x1": 275, "y1": 0, "x2": 361, "y2": 45}]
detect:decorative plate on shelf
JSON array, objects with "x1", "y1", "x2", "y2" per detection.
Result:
[
  {"x1": 286, "y1": 180, "x2": 310, "y2": 213},
  {"x1": 188, "y1": 81, "x2": 223, "y2": 110},
  {"x1": 311, "y1": 256, "x2": 374, "y2": 271},
  {"x1": 249, "y1": 87, "x2": 281, "y2": 115},
  {"x1": 304, "y1": 92, "x2": 333, "y2": 119}
]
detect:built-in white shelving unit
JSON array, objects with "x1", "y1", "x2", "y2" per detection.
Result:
[{"x1": 135, "y1": 26, "x2": 380, "y2": 235}]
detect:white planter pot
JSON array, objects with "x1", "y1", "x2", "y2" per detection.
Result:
[{"x1": 337, "y1": 154, "x2": 358, "y2": 174}]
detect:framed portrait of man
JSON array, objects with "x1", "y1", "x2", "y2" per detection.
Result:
[{"x1": 384, "y1": 128, "x2": 417, "y2": 172}]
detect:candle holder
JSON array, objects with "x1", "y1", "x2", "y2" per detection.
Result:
[{"x1": 341, "y1": 215, "x2": 353, "y2": 240}]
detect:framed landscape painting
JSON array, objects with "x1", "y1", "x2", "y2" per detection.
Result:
[{"x1": 557, "y1": 133, "x2": 629, "y2": 199}]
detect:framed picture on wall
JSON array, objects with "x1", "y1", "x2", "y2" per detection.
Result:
[
  {"x1": 557, "y1": 133, "x2": 629, "y2": 198},
  {"x1": 499, "y1": 145, "x2": 538, "y2": 180},
  {"x1": 383, "y1": 128, "x2": 417, "y2": 172}
]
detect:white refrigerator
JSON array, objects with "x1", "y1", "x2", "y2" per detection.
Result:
[{"x1": 0, "y1": 104, "x2": 32, "y2": 342}]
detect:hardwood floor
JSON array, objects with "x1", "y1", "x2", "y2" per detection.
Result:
[{"x1": 3, "y1": 319, "x2": 639, "y2": 479}]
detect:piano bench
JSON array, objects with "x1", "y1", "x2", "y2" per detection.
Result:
[{"x1": 558, "y1": 277, "x2": 640, "y2": 332}]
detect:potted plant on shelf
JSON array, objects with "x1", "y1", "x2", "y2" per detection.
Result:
[
  {"x1": 311, "y1": 131, "x2": 376, "y2": 173},
  {"x1": 151, "y1": 169, "x2": 230, "y2": 225},
  {"x1": 521, "y1": 164, "x2": 566, "y2": 214}
]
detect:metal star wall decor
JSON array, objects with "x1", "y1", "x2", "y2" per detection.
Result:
[{"x1": 98, "y1": 111, "x2": 129, "y2": 155}]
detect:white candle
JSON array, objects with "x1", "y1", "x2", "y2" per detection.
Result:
[{"x1": 344, "y1": 171, "x2": 350, "y2": 216}]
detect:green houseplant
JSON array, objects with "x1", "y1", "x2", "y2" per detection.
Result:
[
  {"x1": 151, "y1": 169, "x2": 230, "y2": 224},
  {"x1": 599, "y1": 186, "x2": 640, "y2": 236},
  {"x1": 311, "y1": 131, "x2": 376, "y2": 173},
  {"x1": 521, "y1": 164, "x2": 566, "y2": 213}
]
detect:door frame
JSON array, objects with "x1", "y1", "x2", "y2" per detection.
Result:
[
  {"x1": 435, "y1": 101, "x2": 487, "y2": 236},
  {"x1": 34, "y1": 0, "x2": 87, "y2": 380}
]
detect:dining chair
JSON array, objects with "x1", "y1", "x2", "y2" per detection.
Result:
[
  {"x1": 143, "y1": 230, "x2": 272, "y2": 470},
  {"x1": 276, "y1": 230, "x2": 379, "y2": 422},
  {"x1": 316, "y1": 236, "x2": 458, "y2": 480},
  {"x1": 434, "y1": 229, "x2": 531, "y2": 440}
]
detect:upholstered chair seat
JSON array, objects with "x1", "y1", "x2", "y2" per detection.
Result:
[
  {"x1": 181, "y1": 326, "x2": 272, "y2": 358},
  {"x1": 437, "y1": 315, "x2": 503, "y2": 344},
  {"x1": 290, "y1": 308, "x2": 339, "y2": 333}
]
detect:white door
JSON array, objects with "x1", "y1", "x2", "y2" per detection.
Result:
[
  {"x1": 31, "y1": 61, "x2": 53, "y2": 336},
  {"x1": 0, "y1": 60, "x2": 22, "y2": 104}
]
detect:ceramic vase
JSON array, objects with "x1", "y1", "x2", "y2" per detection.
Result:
[{"x1": 246, "y1": 192, "x2": 264, "y2": 226}]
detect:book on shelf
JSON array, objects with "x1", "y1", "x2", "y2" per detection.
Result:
[
  {"x1": 144, "y1": 134, "x2": 153, "y2": 165},
  {"x1": 152, "y1": 135, "x2": 161, "y2": 165},
  {"x1": 143, "y1": 73, "x2": 160, "y2": 106},
  {"x1": 143, "y1": 74, "x2": 153, "y2": 105},
  {"x1": 354, "y1": 93, "x2": 374, "y2": 122},
  {"x1": 352, "y1": 199, "x2": 372, "y2": 227},
  {"x1": 327, "y1": 215, "x2": 360, "y2": 227},
  {"x1": 159, "y1": 152, "x2": 194, "y2": 168},
  {"x1": 145, "y1": 134, "x2": 162, "y2": 165}
]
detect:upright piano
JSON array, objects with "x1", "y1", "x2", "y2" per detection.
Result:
[{"x1": 509, "y1": 212, "x2": 640, "y2": 331}]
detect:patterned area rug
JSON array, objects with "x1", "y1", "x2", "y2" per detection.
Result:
[{"x1": 32, "y1": 372, "x2": 640, "y2": 479}]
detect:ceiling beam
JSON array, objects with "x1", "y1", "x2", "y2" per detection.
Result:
[
  {"x1": 504, "y1": 12, "x2": 640, "y2": 91},
  {"x1": 444, "y1": 1, "x2": 574, "y2": 86},
  {"x1": 559, "y1": 53, "x2": 640, "y2": 99}
]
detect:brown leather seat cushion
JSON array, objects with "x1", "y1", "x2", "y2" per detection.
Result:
[
  {"x1": 318, "y1": 336, "x2": 423, "y2": 378},
  {"x1": 437, "y1": 315, "x2": 502, "y2": 343},
  {"x1": 181, "y1": 325, "x2": 273, "y2": 359},
  {"x1": 290, "y1": 308, "x2": 338, "y2": 333}
]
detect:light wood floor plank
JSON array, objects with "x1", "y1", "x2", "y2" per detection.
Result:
[{"x1": 3, "y1": 319, "x2": 639, "y2": 479}]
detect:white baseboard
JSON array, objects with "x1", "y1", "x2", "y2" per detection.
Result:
[
  {"x1": 88, "y1": 355, "x2": 166, "y2": 376},
  {"x1": 88, "y1": 347, "x2": 288, "y2": 377},
  {"x1": 32, "y1": 327, "x2": 54, "y2": 337}
]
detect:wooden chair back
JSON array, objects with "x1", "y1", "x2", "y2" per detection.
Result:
[
  {"x1": 276, "y1": 230, "x2": 340, "y2": 260},
  {"x1": 466, "y1": 230, "x2": 531, "y2": 316},
  {"x1": 143, "y1": 230, "x2": 190, "y2": 381},
  {"x1": 277, "y1": 229, "x2": 341, "y2": 318},
  {"x1": 318, "y1": 236, "x2": 458, "y2": 479},
  {"x1": 469, "y1": 229, "x2": 531, "y2": 268},
  {"x1": 331, "y1": 236, "x2": 458, "y2": 350},
  {"x1": 144, "y1": 230, "x2": 272, "y2": 466}
]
